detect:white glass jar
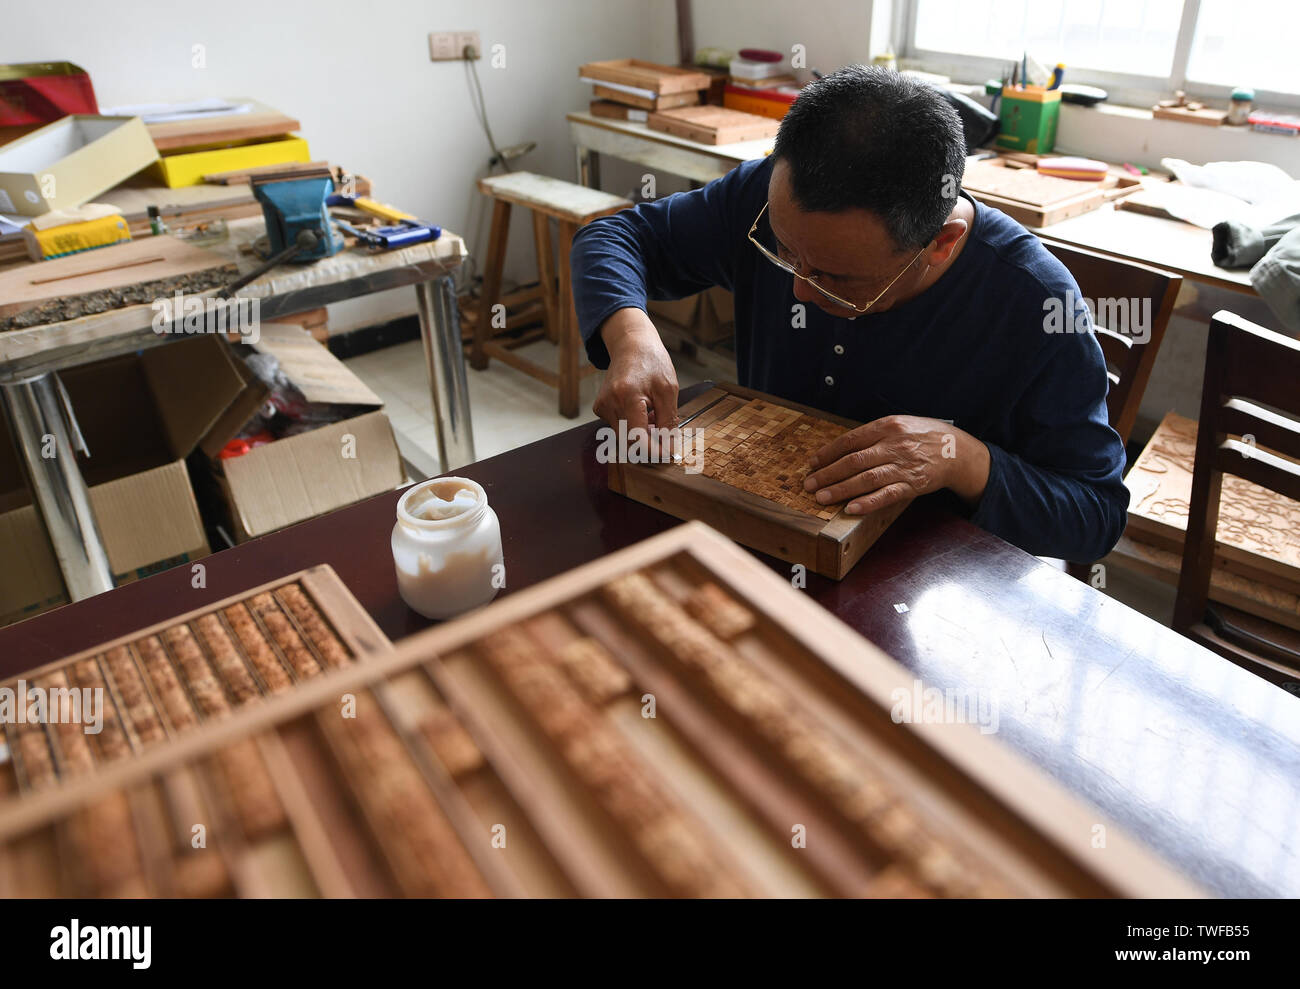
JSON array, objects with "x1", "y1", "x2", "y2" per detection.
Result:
[{"x1": 392, "y1": 477, "x2": 504, "y2": 620}]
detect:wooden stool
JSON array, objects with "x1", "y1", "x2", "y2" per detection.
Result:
[{"x1": 473, "y1": 172, "x2": 631, "y2": 417}]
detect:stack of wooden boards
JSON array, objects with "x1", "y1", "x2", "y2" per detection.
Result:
[
  {"x1": 0, "y1": 532, "x2": 1200, "y2": 897},
  {"x1": 962, "y1": 155, "x2": 1141, "y2": 227},
  {"x1": 581, "y1": 58, "x2": 711, "y2": 115},
  {"x1": 609, "y1": 385, "x2": 906, "y2": 579},
  {"x1": 646, "y1": 105, "x2": 779, "y2": 145},
  {"x1": 1109, "y1": 411, "x2": 1300, "y2": 632},
  {"x1": 581, "y1": 59, "x2": 779, "y2": 143}
]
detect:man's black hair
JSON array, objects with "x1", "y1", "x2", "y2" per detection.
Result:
[{"x1": 772, "y1": 65, "x2": 967, "y2": 251}]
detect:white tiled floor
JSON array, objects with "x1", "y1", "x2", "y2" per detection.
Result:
[{"x1": 345, "y1": 335, "x2": 713, "y2": 467}]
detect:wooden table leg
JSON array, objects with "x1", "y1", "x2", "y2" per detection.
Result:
[
  {"x1": 532, "y1": 212, "x2": 559, "y2": 345},
  {"x1": 556, "y1": 219, "x2": 581, "y2": 419},
  {"x1": 473, "y1": 198, "x2": 511, "y2": 371}
]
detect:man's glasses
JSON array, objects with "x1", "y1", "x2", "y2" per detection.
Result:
[{"x1": 747, "y1": 202, "x2": 926, "y2": 315}]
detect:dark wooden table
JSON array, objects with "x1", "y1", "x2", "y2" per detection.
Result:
[{"x1": 3, "y1": 385, "x2": 1298, "y2": 898}]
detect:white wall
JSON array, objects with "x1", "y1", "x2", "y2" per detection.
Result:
[
  {"x1": 2, "y1": 0, "x2": 678, "y2": 329},
  {"x1": 687, "y1": 0, "x2": 882, "y2": 76},
  {"x1": 1055, "y1": 104, "x2": 1300, "y2": 176}
]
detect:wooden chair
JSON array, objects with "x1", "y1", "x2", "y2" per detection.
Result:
[
  {"x1": 1041, "y1": 241, "x2": 1181, "y2": 445},
  {"x1": 472, "y1": 172, "x2": 631, "y2": 417},
  {"x1": 1173, "y1": 311, "x2": 1300, "y2": 688}
]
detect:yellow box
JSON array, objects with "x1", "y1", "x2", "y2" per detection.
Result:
[
  {"x1": 151, "y1": 136, "x2": 310, "y2": 188},
  {"x1": 24, "y1": 211, "x2": 131, "y2": 260},
  {"x1": 722, "y1": 87, "x2": 793, "y2": 121}
]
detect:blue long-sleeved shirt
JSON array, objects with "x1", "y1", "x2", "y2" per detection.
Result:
[{"x1": 571, "y1": 156, "x2": 1129, "y2": 562}]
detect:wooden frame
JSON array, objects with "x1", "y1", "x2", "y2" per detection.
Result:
[
  {"x1": 0, "y1": 523, "x2": 1201, "y2": 897},
  {"x1": 608, "y1": 383, "x2": 907, "y2": 579},
  {"x1": 1174, "y1": 311, "x2": 1300, "y2": 684},
  {"x1": 1042, "y1": 242, "x2": 1181, "y2": 445}
]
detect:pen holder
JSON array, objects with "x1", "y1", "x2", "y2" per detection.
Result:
[{"x1": 995, "y1": 86, "x2": 1061, "y2": 154}]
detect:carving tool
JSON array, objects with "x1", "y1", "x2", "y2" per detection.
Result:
[{"x1": 333, "y1": 218, "x2": 441, "y2": 250}]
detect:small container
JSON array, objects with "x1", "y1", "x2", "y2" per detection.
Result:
[
  {"x1": 392, "y1": 477, "x2": 503, "y2": 620},
  {"x1": 1228, "y1": 87, "x2": 1255, "y2": 126}
]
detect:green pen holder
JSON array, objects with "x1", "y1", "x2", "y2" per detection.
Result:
[{"x1": 996, "y1": 86, "x2": 1060, "y2": 154}]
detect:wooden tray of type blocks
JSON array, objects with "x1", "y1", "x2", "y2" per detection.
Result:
[
  {"x1": 962, "y1": 157, "x2": 1141, "y2": 227},
  {"x1": 1124, "y1": 411, "x2": 1300, "y2": 596},
  {"x1": 608, "y1": 383, "x2": 908, "y2": 579},
  {"x1": 0, "y1": 524, "x2": 1200, "y2": 898},
  {"x1": 0, "y1": 565, "x2": 387, "y2": 795}
]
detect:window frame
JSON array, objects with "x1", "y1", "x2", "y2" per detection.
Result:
[{"x1": 894, "y1": 0, "x2": 1300, "y2": 112}]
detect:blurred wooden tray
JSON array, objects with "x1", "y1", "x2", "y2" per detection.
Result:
[{"x1": 0, "y1": 524, "x2": 1201, "y2": 897}]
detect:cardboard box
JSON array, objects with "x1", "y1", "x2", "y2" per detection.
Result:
[
  {"x1": 646, "y1": 286, "x2": 734, "y2": 345},
  {"x1": 701, "y1": 285, "x2": 735, "y2": 344},
  {"x1": 0, "y1": 114, "x2": 157, "y2": 215},
  {"x1": 202, "y1": 323, "x2": 404, "y2": 542},
  {"x1": 0, "y1": 335, "x2": 245, "y2": 626},
  {"x1": 996, "y1": 87, "x2": 1061, "y2": 154}
]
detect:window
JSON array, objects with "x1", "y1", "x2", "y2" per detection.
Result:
[
  {"x1": 1186, "y1": 0, "x2": 1300, "y2": 94},
  {"x1": 903, "y1": 0, "x2": 1300, "y2": 105},
  {"x1": 913, "y1": 0, "x2": 1184, "y2": 77}
]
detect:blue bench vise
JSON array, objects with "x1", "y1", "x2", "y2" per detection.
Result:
[{"x1": 251, "y1": 175, "x2": 341, "y2": 262}]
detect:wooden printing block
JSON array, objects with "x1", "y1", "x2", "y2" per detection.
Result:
[
  {"x1": 863, "y1": 864, "x2": 935, "y2": 899},
  {"x1": 555, "y1": 637, "x2": 632, "y2": 704},
  {"x1": 685, "y1": 582, "x2": 756, "y2": 640},
  {"x1": 211, "y1": 738, "x2": 286, "y2": 841},
  {"x1": 607, "y1": 384, "x2": 908, "y2": 579},
  {"x1": 419, "y1": 707, "x2": 485, "y2": 778}
]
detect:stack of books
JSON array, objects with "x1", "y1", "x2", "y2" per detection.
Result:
[{"x1": 723, "y1": 49, "x2": 801, "y2": 120}]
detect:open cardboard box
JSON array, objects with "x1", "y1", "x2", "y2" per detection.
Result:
[
  {"x1": 0, "y1": 335, "x2": 244, "y2": 626},
  {"x1": 647, "y1": 285, "x2": 734, "y2": 345},
  {"x1": 0, "y1": 114, "x2": 157, "y2": 216},
  {"x1": 200, "y1": 321, "x2": 404, "y2": 543}
]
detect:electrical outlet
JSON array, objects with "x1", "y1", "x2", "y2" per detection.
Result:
[
  {"x1": 428, "y1": 31, "x2": 480, "y2": 61},
  {"x1": 455, "y1": 32, "x2": 481, "y2": 59}
]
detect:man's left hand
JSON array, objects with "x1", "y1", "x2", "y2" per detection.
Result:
[{"x1": 803, "y1": 414, "x2": 991, "y2": 515}]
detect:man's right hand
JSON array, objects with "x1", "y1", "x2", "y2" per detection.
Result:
[{"x1": 592, "y1": 307, "x2": 680, "y2": 436}]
